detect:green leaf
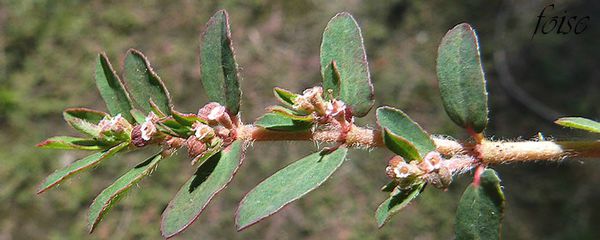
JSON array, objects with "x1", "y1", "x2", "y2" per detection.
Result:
[
  {"x1": 273, "y1": 87, "x2": 298, "y2": 109},
  {"x1": 171, "y1": 109, "x2": 207, "y2": 127},
  {"x1": 95, "y1": 53, "x2": 135, "y2": 122},
  {"x1": 555, "y1": 117, "x2": 600, "y2": 134},
  {"x1": 36, "y1": 136, "x2": 103, "y2": 150},
  {"x1": 380, "y1": 181, "x2": 399, "y2": 192},
  {"x1": 157, "y1": 118, "x2": 192, "y2": 137},
  {"x1": 382, "y1": 129, "x2": 422, "y2": 162},
  {"x1": 130, "y1": 109, "x2": 147, "y2": 124},
  {"x1": 375, "y1": 182, "x2": 425, "y2": 228},
  {"x1": 268, "y1": 106, "x2": 314, "y2": 121},
  {"x1": 88, "y1": 153, "x2": 163, "y2": 233},
  {"x1": 63, "y1": 108, "x2": 108, "y2": 138},
  {"x1": 436, "y1": 23, "x2": 488, "y2": 133},
  {"x1": 200, "y1": 10, "x2": 241, "y2": 114},
  {"x1": 37, "y1": 142, "x2": 128, "y2": 194},
  {"x1": 320, "y1": 12, "x2": 374, "y2": 117},
  {"x1": 235, "y1": 147, "x2": 348, "y2": 231},
  {"x1": 123, "y1": 49, "x2": 172, "y2": 115},
  {"x1": 455, "y1": 169, "x2": 505, "y2": 240},
  {"x1": 323, "y1": 61, "x2": 342, "y2": 101},
  {"x1": 376, "y1": 107, "x2": 435, "y2": 160},
  {"x1": 255, "y1": 113, "x2": 313, "y2": 132},
  {"x1": 161, "y1": 140, "x2": 244, "y2": 238}
]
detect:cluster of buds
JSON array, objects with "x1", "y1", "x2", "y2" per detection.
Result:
[
  {"x1": 385, "y1": 151, "x2": 454, "y2": 190},
  {"x1": 293, "y1": 86, "x2": 353, "y2": 133},
  {"x1": 185, "y1": 102, "x2": 238, "y2": 164},
  {"x1": 97, "y1": 114, "x2": 133, "y2": 143},
  {"x1": 131, "y1": 112, "x2": 160, "y2": 147}
]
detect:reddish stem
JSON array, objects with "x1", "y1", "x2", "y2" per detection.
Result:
[{"x1": 472, "y1": 165, "x2": 485, "y2": 187}]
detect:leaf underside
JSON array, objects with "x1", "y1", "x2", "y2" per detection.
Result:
[
  {"x1": 255, "y1": 113, "x2": 313, "y2": 132},
  {"x1": 37, "y1": 142, "x2": 128, "y2": 194},
  {"x1": 88, "y1": 153, "x2": 163, "y2": 233},
  {"x1": 376, "y1": 182, "x2": 425, "y2": 228},
  {"x1": 320, "y1": 12, "x2": 373, "y2": 117},
  {"x1": 455, "y1": 168, "x2": 505, "y2": 240},
  {"x1": 37, "y1": 136, "x2": 103, "y2": 150},
  {"x1": 376, "y1": 106, "x2": 435, "y2": 160},
  {"x1": 555, "y1": 117, "x2": 600, "y2": 134},
  {"x1": 235, "y1": 147, "x2": 348, "y2": 231},
  {"x1": 436, "y1": 23, "x2": 488, "y2": 133},
  {"x1": 161, "y1": 140, "x2": 244, "y2": 238}
]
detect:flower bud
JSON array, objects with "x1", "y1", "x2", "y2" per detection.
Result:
[
  {"x1": 198, "y1": 102, "x2": 234, "y2": 128},
  {"x1": 186, "y1": 136, "x2": 207, "y2": 159},
  {"x1": 423, "y1": 166, "x2": 453, "y2": 190},
  {"x1": 165, "y1": 137, "x2": 185, "y2": 149},
  {"x1": 198, "y1": 102, "x2": 222, "y2": 122}
]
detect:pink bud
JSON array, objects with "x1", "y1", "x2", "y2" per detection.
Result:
[{"x1": 198, "y1": 102, "x2": 222, "y2": 120}]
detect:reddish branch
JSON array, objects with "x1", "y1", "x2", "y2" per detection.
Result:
[{"x1": 236, "y1": 124, "x2": 600, "y2": 164}]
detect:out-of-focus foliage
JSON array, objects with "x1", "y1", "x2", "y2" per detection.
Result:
[{"x1": 1, "y1": 0, "x2": 599, "y2": 239}]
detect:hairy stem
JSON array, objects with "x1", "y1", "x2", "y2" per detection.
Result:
[{"x1": 236, "y1": 124, "x2": 600, "y2": 164}]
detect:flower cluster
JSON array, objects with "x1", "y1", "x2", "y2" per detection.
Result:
[
  {"x1": 97, "y1": 114, "x2": 133, "y2": 144},
  {"x1": 293, "y1": 86, "x2": 353, "y2": 129},
  {"x1": 185, "y1": 102, "x2": 238, "y2": 165},
  {"x1": 385, "y1": 151, "x2": 454, "y2": 190}
]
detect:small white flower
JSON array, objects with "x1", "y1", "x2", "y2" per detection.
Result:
[
  {"x1": 301, "y1": 86, "x2": 323, "y2": 99},
  {"x1": 292, "y1": 95, "x2": 312, "y2": 111},
  {"x1": 419, "y1": 151, "x2": 443, "y2": 172},
  {"x1": 140, "y1": 112, "x2": 158, "y2": 141},
  {"x1": 193, "y1": 122, "x2": 214, "y2": 141},
  {"x1": 393, "y1": 162, "x2": 412, "y2": 178},
  {"x1": 326, "y1": 100, "x2": 346, "y2": 117}
]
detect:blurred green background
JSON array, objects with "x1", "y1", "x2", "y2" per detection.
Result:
[{"x1": 1, "y1": 0, "x2": 599, "y2": 239}]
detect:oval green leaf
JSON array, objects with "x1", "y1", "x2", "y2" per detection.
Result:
[
  {"x1": 171, "y1": 109, "x2": 207, "y2": 127},
  {"x1": 273, "y1": 87, "x2": 298, "y2": 109},
  {"x1": 455, "y1": 168, "x2": 505, "y2": 240},
  {"x1": 382, "y1": 129, "x2": 421, "y2": 162},
  {"x1": 376, "y1": 182, "x2": 425, "y2": 228},
  {"x1": 37, "y1": 142, "x2": 128, "y2": 194},
  {"x1": 88, "y1": 153, "x2": 163, "y2": 233},
  {"x1": 130, "y1": 109, "x2": 147, "y2": 124},
  {"x1": 123, "y1": 49, "x2": 172, "y2": 115},
  {"x1": 555, "y1": 117, "x2": 600, "y2": 134},
  {"x1": 255, "y1": 113, "x2": 313, "y2": 132},
  {"x1": 436, "y1": 23, "x2": 488, "y2": 133},
  {"x1": 63, "y1": 108, "x2": 108, "y2": 137},
  {"x1": 36, "y1": 136, "x2": 103, "y2": 150},
  {"x1": 320, "y1": 12, "x2": 374, "y2": 117},
  {"x1": 235, "y1": 147, "x2": 348, "y2": 231},
  {"x1": 376, "y1": 106, "x2": 435, "y2": 160},
  {"x1": 95, "y1": 53, "x2": 135, "y2": 122},
  {"x1": 200, "y1": 10, "x2": 241, "y2": 115},
  {"x1": 161, "y1": 140, "x2": 244, "y2": 238},
  {"x1": 268, "y1": 106, "x2": 314, "y2": 121}
]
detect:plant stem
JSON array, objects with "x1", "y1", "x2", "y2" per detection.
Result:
[{"x1": 237, "y1": 125, "x2": 600, "y2": 164}]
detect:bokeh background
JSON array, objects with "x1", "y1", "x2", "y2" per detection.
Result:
[{"x1": 1, "y1": 0, "x2": 599, "y2": 239}]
